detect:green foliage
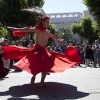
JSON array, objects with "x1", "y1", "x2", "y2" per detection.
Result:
[
  {"x1": 0, "y1": 0, "x2": 44, "y2": 27},
  {"x1": 47, "y1": 23, "x2": 57, "y2": 46},
  {"x1": 0, "y1": 0, "x2": 44, "y2": 42},
  {"x1": 57, "y1": 27, "x2": 72, "y2": 43},
  {"x1": 83, "y1": 0, "x2": 100, "y2": 30},
  {"x1": 71, "y1": 23, "x2": 82, "y2": 37},
  {"x1": 0, "y1": 23, "x2": 8, "y2": 38},
  {"x1": 48, "y1": 23, "x2": 57, "y2": 35},
  {"x1": 80, "y1": 17, "x2": 93, "y2": 38},
  {"x1": 91, "y1": 23, "x2": 100, "y2": 43},
  {"x1": 71, "y1": 16, "x2": 99, "y2": 44},
  {"x1": 28, "y1": 0, "x2": 44, "y2": 7}
]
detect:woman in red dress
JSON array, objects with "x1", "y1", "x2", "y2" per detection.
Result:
[{"x1": 0, "y1": 46, "x2": 9, "y2": 78}]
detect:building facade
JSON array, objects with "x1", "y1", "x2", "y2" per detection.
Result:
[{"x1": 47, "y1": 10, "x2": 93, "y2": 44}]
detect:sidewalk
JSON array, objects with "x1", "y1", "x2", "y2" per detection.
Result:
[{"x1": 0, "y1": 66, "x2": 100, "y2": 100}]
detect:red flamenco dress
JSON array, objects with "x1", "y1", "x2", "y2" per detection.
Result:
[
  {"x1": 0, "y1": 53, "x2": 10, "y2": 78},
  {"x1": 2, "y1": 24, "x2": 82, "y2": 75},
  {"x1": 2, "y1": 44, "x2": 82, "y2": 75}
]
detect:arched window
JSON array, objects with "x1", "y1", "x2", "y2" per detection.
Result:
[
  {"x1": 68, "y1": 14, "x2": 73, "y2": 17},
  {"x1": 56, "y1": 15, "x2": 61, "y2": 18},
  {"x1": 50, "y1": 15, "x2": 55, "y2": 18},
  {"x1": 74, "y1": 14, "x2": 79, "y2": 17},
  {"x1": 62, "y1": 15, "x2": 67, "y2": 17}
]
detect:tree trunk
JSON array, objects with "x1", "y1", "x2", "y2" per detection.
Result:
[{"x1": 7, "y1": 31, "x2": 12, "y2": 45}]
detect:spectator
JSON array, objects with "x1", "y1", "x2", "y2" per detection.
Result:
[
  {"x1": 85, "y1": 44, "x2": 92, "y2": 67},
  {"x1": 80, "y1": 44, "x2": 85, "y2": 64},
  {"x1": 92, "y1": 40, "x2": 100, "y2": 67},
  {"x1": 28, "y1": 40, "x2": 34, "y2": 49}
]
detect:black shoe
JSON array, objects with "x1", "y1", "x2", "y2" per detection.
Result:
[
  {"x1": 46, "y1": 73, "x2": 50, "y2": 75},
  {"x1": 14, "y1": 69, "x2": 22, "y2": 72},
  {"x1": 4, "y1": 67, "x2": 10, "y2": 72},
  {"x1": 94, "y1": 66, "x2": 97, "y2": 68}
]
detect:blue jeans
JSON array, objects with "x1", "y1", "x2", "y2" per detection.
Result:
[{"x1": 80, "y1": 53, "x2": 85, "y2": 63}]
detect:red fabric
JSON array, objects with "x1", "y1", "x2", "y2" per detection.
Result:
[
  {"x1": 2, "y1": 44, "x2": 82, "y2": 75},
  {"x1": 0, "y1": 54, "x2": 9, "y2": 78},
  {"x1": 12, "y1": 26, "x2": 32, "y2": 36},
  {"x1": 35, "y1": 16, "x2": 49, "y2": 31},
  {"x1": 3, "y1": 46, "x2": 30, "y2": 60},
  {"x1": 65, "y1": 46, "x2": 81, "y2": 63},
  {"x1": 36, "y1": 24, "x2": 46, "y2": 31},
  {"x1": 13, "y1": 31, "x2": 27, "y2": 36}
]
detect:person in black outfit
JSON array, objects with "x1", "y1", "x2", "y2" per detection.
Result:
[{"x1": 85, "y1": 44, "x2": 92, "y2": 67}]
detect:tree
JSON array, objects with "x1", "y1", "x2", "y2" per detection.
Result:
[
  {"x1": 71, "y1": 17, "x2": 99, "y2": 44},
  {"x1": 70, "y1": 23, "x2": 83, "y2": 37},
  {"x1": 91, "y1": 23, "x2": 100, "y2": 43},
  {"x1": 47, "y1": 23, "x2": 57, "y2": 46},
  {"x1": 0, "y1": 23, "x2": 8, "y2": 38},
  {"x1": 0, "y1": 0, "x2": 44, "y2": 42},
  {"x1": 0, "y1": 0, "x2": 44, "y2": 26},
  {"x1": 83, "y1": 0, "x2": 100, "y2": 28},
  {"x1": 58, "y1": 27, "x2": 72, "y2": 44}
]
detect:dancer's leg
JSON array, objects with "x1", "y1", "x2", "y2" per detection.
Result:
[
  {"x1": 40, "y1": 72, "x2": 48, "y2": 87},
  {"x1": 30, "y1": 75, "x2": 36, "y2": 85}
]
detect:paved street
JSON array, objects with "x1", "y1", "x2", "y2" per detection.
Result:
[{"x1": 0, "y1": 65, "x2": 100, "y2": 100}]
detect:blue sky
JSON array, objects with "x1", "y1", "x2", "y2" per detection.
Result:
[{"x1": 43, "y1": 0, "x2": 88, "y2": 13}]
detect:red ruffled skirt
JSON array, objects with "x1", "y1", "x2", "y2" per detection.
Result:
[{"x1": 3, "y1": 44, "x2": 82, "y2": 75}]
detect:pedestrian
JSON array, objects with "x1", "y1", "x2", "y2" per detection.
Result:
[{"x1": 92, "y1": 40, "x2": 100, "y2": 67}]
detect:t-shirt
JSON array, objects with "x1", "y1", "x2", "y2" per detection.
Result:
[
  {"x1": 75, "y1": 46, "x2": 81, "y2": 53},
  {"x1": 92, "y1": 44, "x2": 100, "y2": 53}
]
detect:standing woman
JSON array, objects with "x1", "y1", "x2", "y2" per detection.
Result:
[
  {"x1": 85, "y1": 44, "x2": 92, "y2": 67},
  {"x1": 0, "y1": 45, "x2": 9, "y2": 78}
]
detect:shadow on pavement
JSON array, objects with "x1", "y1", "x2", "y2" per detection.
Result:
[{"x1": 0, "y1": 82, "x2": 89, "y2": 100}]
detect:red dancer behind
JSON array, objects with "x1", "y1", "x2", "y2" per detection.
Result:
[
  {"x1": 0, "y1": 7, "x2": 82, "y2": 86},
  {"x1": 0, "y1": 46, "x2": 9, "y2": 78}
]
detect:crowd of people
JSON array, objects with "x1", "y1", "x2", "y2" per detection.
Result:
[
  {"x1": 0, "y1": 39, "x2": 34, "y2": 71},
  {"x1": 1, "y1": 38, "x2": 100, "y2": 73},
  {"x1": 74, "y1": 40, "x2": 100, "y2": 68},
  {"x1": 47, "y1": 40, "x2": 100, "y2": 68}
]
